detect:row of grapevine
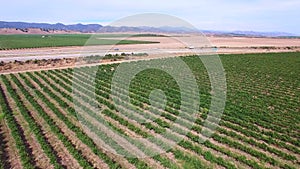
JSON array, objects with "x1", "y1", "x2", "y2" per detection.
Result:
[{"x1": 0, "y1": 53, "x2": 298, "y2": 168}]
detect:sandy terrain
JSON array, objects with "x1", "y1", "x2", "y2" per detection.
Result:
[
  {"x1": 1, "y1": 35, "x2": 299, "y2": 59},
  {"x1": 0, "y1": 35, "x2": 299, "y2": 73},
  {"x1": 208, "y1": 36, "x2": 300, "y2": 47}
]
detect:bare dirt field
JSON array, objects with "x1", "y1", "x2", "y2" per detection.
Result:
[
  {"x1": 0, "y1": 35, "x2": 300, "y2": 73},
  {"x1": 208, "y1": 36, "x2": 300, "y2": 47}
]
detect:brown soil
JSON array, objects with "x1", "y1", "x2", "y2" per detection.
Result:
[
  {"x1": 18, "y1": 73, "x2": 111, "y2": 169},
  {"x1": 0, "y1": 81, "x2": 43, "y2": 168},
  {"x1": 13, "y1": 74, "x2": 82, "y2": 168},
  {"x1": 6, "y1": 77, "x2": 54, "y2": 169},
  {"x1": 0, "y1": 120, "x2": 22, "y2": 168},
  {"x1": 34, "y1": 71, "x2": 141, "y2": 169},
  {"x1": 1, "y1": 35, "x2": 300, "y2": 74}
]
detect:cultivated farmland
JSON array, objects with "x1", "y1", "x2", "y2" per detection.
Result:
[
  {"x1": 0, "y1": 52, "x2": 299, "y2": 169},
  {"x1": 0, "y1": 34, "x2": 159, "y2": 50}
]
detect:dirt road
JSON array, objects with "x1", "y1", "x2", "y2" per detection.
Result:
[
  {"x1": 1, "y1": 35, "x2": 300, "y2": 62},
  {"x1": 0, "y1": 35, "x2": 299, "y2": 74}
]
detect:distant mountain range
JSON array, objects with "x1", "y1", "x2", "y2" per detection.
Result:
[
  {"x1": 0, "y1": 21, "x2": 102, "y2": 33},
  {"x1": 0, "y1": 21, "x2": 297, "y2": 37}
]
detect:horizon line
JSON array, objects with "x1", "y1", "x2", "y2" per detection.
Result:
[{"x1": 0, "y1": 20, "x2": 298, "y2": 36}]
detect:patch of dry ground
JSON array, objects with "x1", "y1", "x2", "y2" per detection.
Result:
[{"x1": 0, "y1": 34, "x2": 300, "y2": 74}]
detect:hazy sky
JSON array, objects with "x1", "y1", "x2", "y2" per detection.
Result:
[{"x1": 1, "y1": 0, "x2": 300, "y2": 34}]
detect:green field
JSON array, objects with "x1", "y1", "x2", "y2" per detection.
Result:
[
  {"x1": 0, "y1": 34, "x2": 159, "y2": 50},
  {"x1": 0, "y1": 52, "x2": 299, "y2": 169}
]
